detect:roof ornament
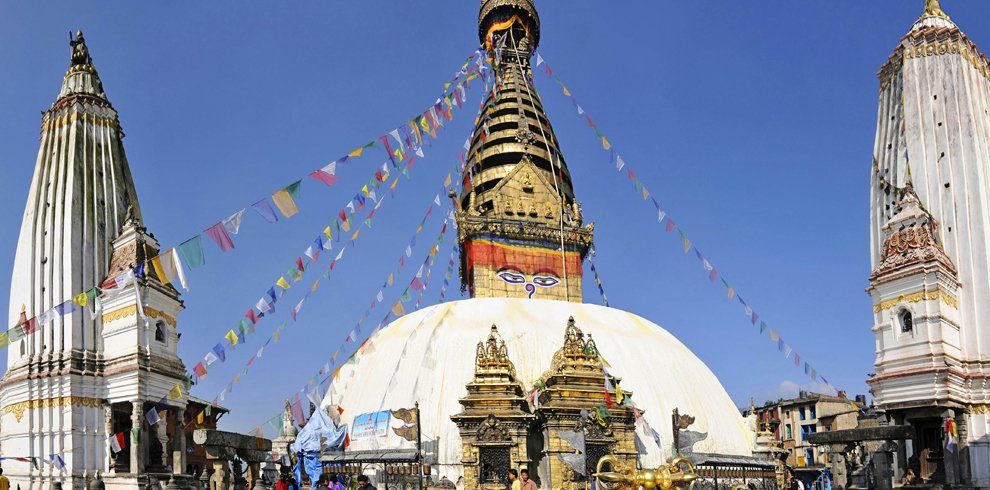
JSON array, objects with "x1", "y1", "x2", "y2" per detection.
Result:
[
  {"x1": 922, "y1": 0, "x2": 950, "y2": 20},
  {"x1": 69, "y1": 30, "x2": 93, "y2": 67}
]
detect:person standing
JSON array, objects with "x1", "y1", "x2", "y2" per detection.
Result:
[
  {"x1": 356, "y1": 475, "x2": 377, "y2": 489},
  {"x1": 0, "y1": 468, "x2": 9, "y2": 490},
  {"x1": 507, "y1": 469, "x2": 520, "y2": 490},
  {"x1": 519, "y1": 469, "x2": 537, "y2": 490}
]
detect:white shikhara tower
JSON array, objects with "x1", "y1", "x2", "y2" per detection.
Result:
[
  {"x1": 1, "y1": 33, "x2": 189, "y2": 489},
  {"x1": 868, "y1": 1, "x2": 990, "y2": 485}
]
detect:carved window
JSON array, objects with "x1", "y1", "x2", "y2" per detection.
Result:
[
  {"x1": 584, "y1": 444, "x2": 611, "y2": 482},
  {"x1": 478, "y1": 446, "x2": 510, "y2": 484},
  {"x1": 900, "y1": 310, "x2": 913, "y2": 333},
  {"x1": 155, "y1": 320, "x2": 167, "y2": 343}
]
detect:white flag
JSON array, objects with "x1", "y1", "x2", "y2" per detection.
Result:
[{"x1": 223, "y1": 209, "x2": 246, "y2": 235}]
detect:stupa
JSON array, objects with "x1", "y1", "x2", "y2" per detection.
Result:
[{"x1": 321, "y1": 1, "x2": 756, "y2": 489}]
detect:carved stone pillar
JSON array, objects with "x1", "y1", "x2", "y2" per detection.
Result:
[
  {"x1": 209, "y1": 461, "x2": 230, "y2": 490},
  {"x1": 171, "y1": 408, "x2": 186, "y2": 474},
  {"x1": 105, "y1": 404, "x2": 116, "y2": 473},
  {"x1": 130, "y1": 402, "x2": 145, "y2": 474},
  {"x1": 157, "y1": 412, "x2": 170, "y2": 470}
]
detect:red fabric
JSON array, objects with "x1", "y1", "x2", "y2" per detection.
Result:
[{"x1": 464, "y1": 239, "x2": 582, "y2": 277}]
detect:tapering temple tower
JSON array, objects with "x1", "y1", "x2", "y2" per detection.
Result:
[
  {"x1": 456, "y1": 0, "x2": 594, "y2": 302},
  {"x1": 0, "y1": 32, "x2": 189, "y2": 489},
  {"x1": 867, "y1": 1, "x2": 990, "y2": 485}
]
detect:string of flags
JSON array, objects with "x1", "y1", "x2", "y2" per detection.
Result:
[
  {"x1": 0, "y1": 454, "x2": 65, "y2": 470},
  {"x1": 534, "y1": 52, "x2": 840, "y2": 394},
  {"x1": 250, "y1": 199, "x2": 456, "y2": 435},
  {"x1": 2, "y1": 50, "x2": 488, "y2": 350},
  {"x1": 438, "y1": 248, "x2": 458, "y2": 302},
  {"x1": 245, "y1": 62, "x2": 485, "y2": 434},
  {"x1": 587, "y1": 246, "x2": 609, "y2": 307},
  {"x1": 183, "y1": 158, "x2": 464, "y2": 433}
]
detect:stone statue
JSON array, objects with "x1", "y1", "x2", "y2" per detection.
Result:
[{"x1": 70, "y1": 30, "x2": 92, "y2": 66}]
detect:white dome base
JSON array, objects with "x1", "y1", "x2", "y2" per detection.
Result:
[{"x1": 324, "y1": 298, "x2": 754, "y2": 483}]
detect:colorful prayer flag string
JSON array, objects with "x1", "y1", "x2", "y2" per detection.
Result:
[{"x1": 535, "y1": 51, "x2": 841, "y2": 395}]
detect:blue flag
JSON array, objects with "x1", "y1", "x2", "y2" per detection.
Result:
[
  {"x1": 251, "y1": 199, "x2": 279, "y2": 223},
  {"x1": 212, "y1": 343, "x2": 226, "y2": 362}
]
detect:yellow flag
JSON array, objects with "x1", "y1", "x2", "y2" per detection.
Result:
[
  {"x1": 352, "y1": 229, "x2": 360, "y2": 241},
  {"x1": 727, "y1": 287, "x2": 735, "y2": 299},
  {"x1": 196, "y1": 411, "x2": 205, "y2": 426},
  {"x1": 387, "y1": 273, "x2": 394, "y2": 286},
  {"x1": 332, "y1": 350, "x2": 339, "y2": 361},
  {"x1": 769, "y1": 329, "x2": 779, "y2": 341},
  {"x1": 73, "y1": 292, "x2": 89, "y2": 307},
  {"x1": 430, "y1": 246, "x2": 437, "y2": 257},
  {"x1": 311, "y1": 280, "x2": 320, "y2": 292},
  {"x1": 602, "y1": 137, "x2": 611, "y2": 150},
  {"x1": 151, "y1": 255, "x2": 171, "y2": 286},
  {"x1": 272, "y1": 189, "x2": 299, "y2": 218},
  {"x1": 361, "y1": 185, "x2": 369, "y2": 196},
  {"x1": 562, "y1": 86, "x2": 571, "y2": 97},
  {"x1": 168, "y1": 384, "x2": 183, "y2": 401},
  {"x1": 390, "y1": 178, "x2": 399, "y2": 190},
  {"x1": 323, "y1": 226, "x2": 333, "y2": 240},
  {"x1": 276, "y1": 277, "x2": 291, "y2": 290},
  {"x1": 416, "y1": 226, "x2": 423, "y2": 233},
  {"x1": 616, "y1": 382, "x2": 625, "y2": 405},
  {"x1": 683, "y1": 238, "x2": 692, "y2": 253},
  {"x1": 348, "y1": 147, "x2": 364, "y2": 158},
  {"x1": 642, "y1": 187, "x2": 649, "y2": 200},
  {"x1": 443, "y1": 173, "x2": 452, "y2": 187},
  {"x1": 234, "y1": 374, "x2": 241, "y2": 384},
  {"x1": 225, "y1": 329, "x2": 239, "y2": 346},
  {"x1": 392, "y1": 301, "x2": 406, "y2": 317}
]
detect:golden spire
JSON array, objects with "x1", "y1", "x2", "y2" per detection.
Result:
[{"x1": 923, "y1": 0, "x2": 950, "y2": 20}]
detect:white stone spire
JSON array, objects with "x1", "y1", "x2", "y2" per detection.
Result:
[
  {"x1": 6, "y1": 30, "x2": 142, "y2": 370},
  {"x1": 869, "y1": 2, "x2": 990, "y2": 484}
]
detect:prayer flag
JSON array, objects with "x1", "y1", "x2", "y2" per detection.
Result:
[
  {"x1": 146, "y1": 407, "x2": 161, "y2": 426},
  {"x1": 49, "y1": 454, "x2": 65, "y2": 470},
  {"x1": 55, "y1": 300, "x2": 76, "y2": 316},
  {"x1": 665, "y1": 218, "x2": 676, "y2": 233},
  {"x1": 101, "y1": 268, "x2": 136, "y2": 294},
  {"x1": 277, "y1": 277, "x2": 291, "y2": 290},
  {"x1": 193, "y1": 362, "x2": 207, "y2": 378},
  {"x1": 109, "y1": 432, "x2": 126, "y2": 453},
  {"x1": 246, "y1": 309, "x2": 260, "y2": 324},
  {"x1": 0, "y1": 332, "x2": 8, "y2": 349},
  {"x1": 794, "y1": 354, "x2": 801, "y2": 366},
  {"x1": 309, "y1": 162, "x2": 339, "y2": 187},
  {"x1": 251, "y1": 199, "x2": 279, "y2": 223},
  {"x1": 152, "y1": 249, "x2": 188, "y2": 290},
  {"x1": 168, "y1": 384, "x2": 183, "y2": 401},
  {"x1": 223, "y1": 209, "x2": 245, "y2": 235},
  {"x1": 178, "y1": 235, "x2": 206, "y2": 269},
  {"x1": 73, "y1": 291, "x2": 89, "y2": 308},
  {"x1": 205, "y1": 222, "x2": 235, "y2": 252},
  {"x1": 392, "y1": 301, "x2": 405, "y2": 317},
  {"x1": 272, "y1": 181, "x2": 302, "y2": 218},
  {"x1": 760, "y1": 321, "x2": 768, "y2": 334},
  {"x1": 769, "y1": 329, "x2": 779, "y2": 342},
  {"x1": 204, "y1": 351, "x2": 219, "y2": 366},
  {"x1": 213, "y1": 343, "x2": 226, "y2": 362},
  {"x1": 226, "y1": 329, "x2": 239, "y2": 346}
]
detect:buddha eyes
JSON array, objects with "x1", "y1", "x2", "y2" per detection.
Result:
[
  {"x1": 497, "y1": 270, "x2": 527, "y2": 284},
  {"x1": 532, "y1": 275, "x2": 560, "y2": 287}
]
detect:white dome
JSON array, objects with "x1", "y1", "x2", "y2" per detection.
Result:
[{"x1": 324, "y1": 298, "x2": 754, "y2": 481}]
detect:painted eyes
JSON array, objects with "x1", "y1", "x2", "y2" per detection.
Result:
[
  {"x1": 497, "y1": 270, "x2": 527, "y2": 284},
  {"x1": 532, "y1": 275, "x2": 560, "y2": 288}
]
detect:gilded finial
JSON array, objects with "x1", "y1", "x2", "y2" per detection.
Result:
[
  {"x1": 69, "y1": 29, "x2": 93, "y2": 67},
  {"x1": 923, "y1": 0, "x2": 950, "y2": 20}
]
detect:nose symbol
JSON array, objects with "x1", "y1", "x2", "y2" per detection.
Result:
[{"x1": 525, "y1": 283, "x2": 536, "y2": 299}]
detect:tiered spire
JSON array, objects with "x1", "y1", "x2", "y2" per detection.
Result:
[
  {"x1": 6, "y1": 31, "x2": 142, "y2": 369},
  {"x1": 457, "y1": 0, "x2": 593, "y2": 302}
]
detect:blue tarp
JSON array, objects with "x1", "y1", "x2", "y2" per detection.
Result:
[{"x1": 291, "y1": 408, "x2": 348, "y2": 489}]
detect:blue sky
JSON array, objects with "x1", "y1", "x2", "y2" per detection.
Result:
[{"x1": 2, "y1": 1, "x2": 988, "y2": 433}]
